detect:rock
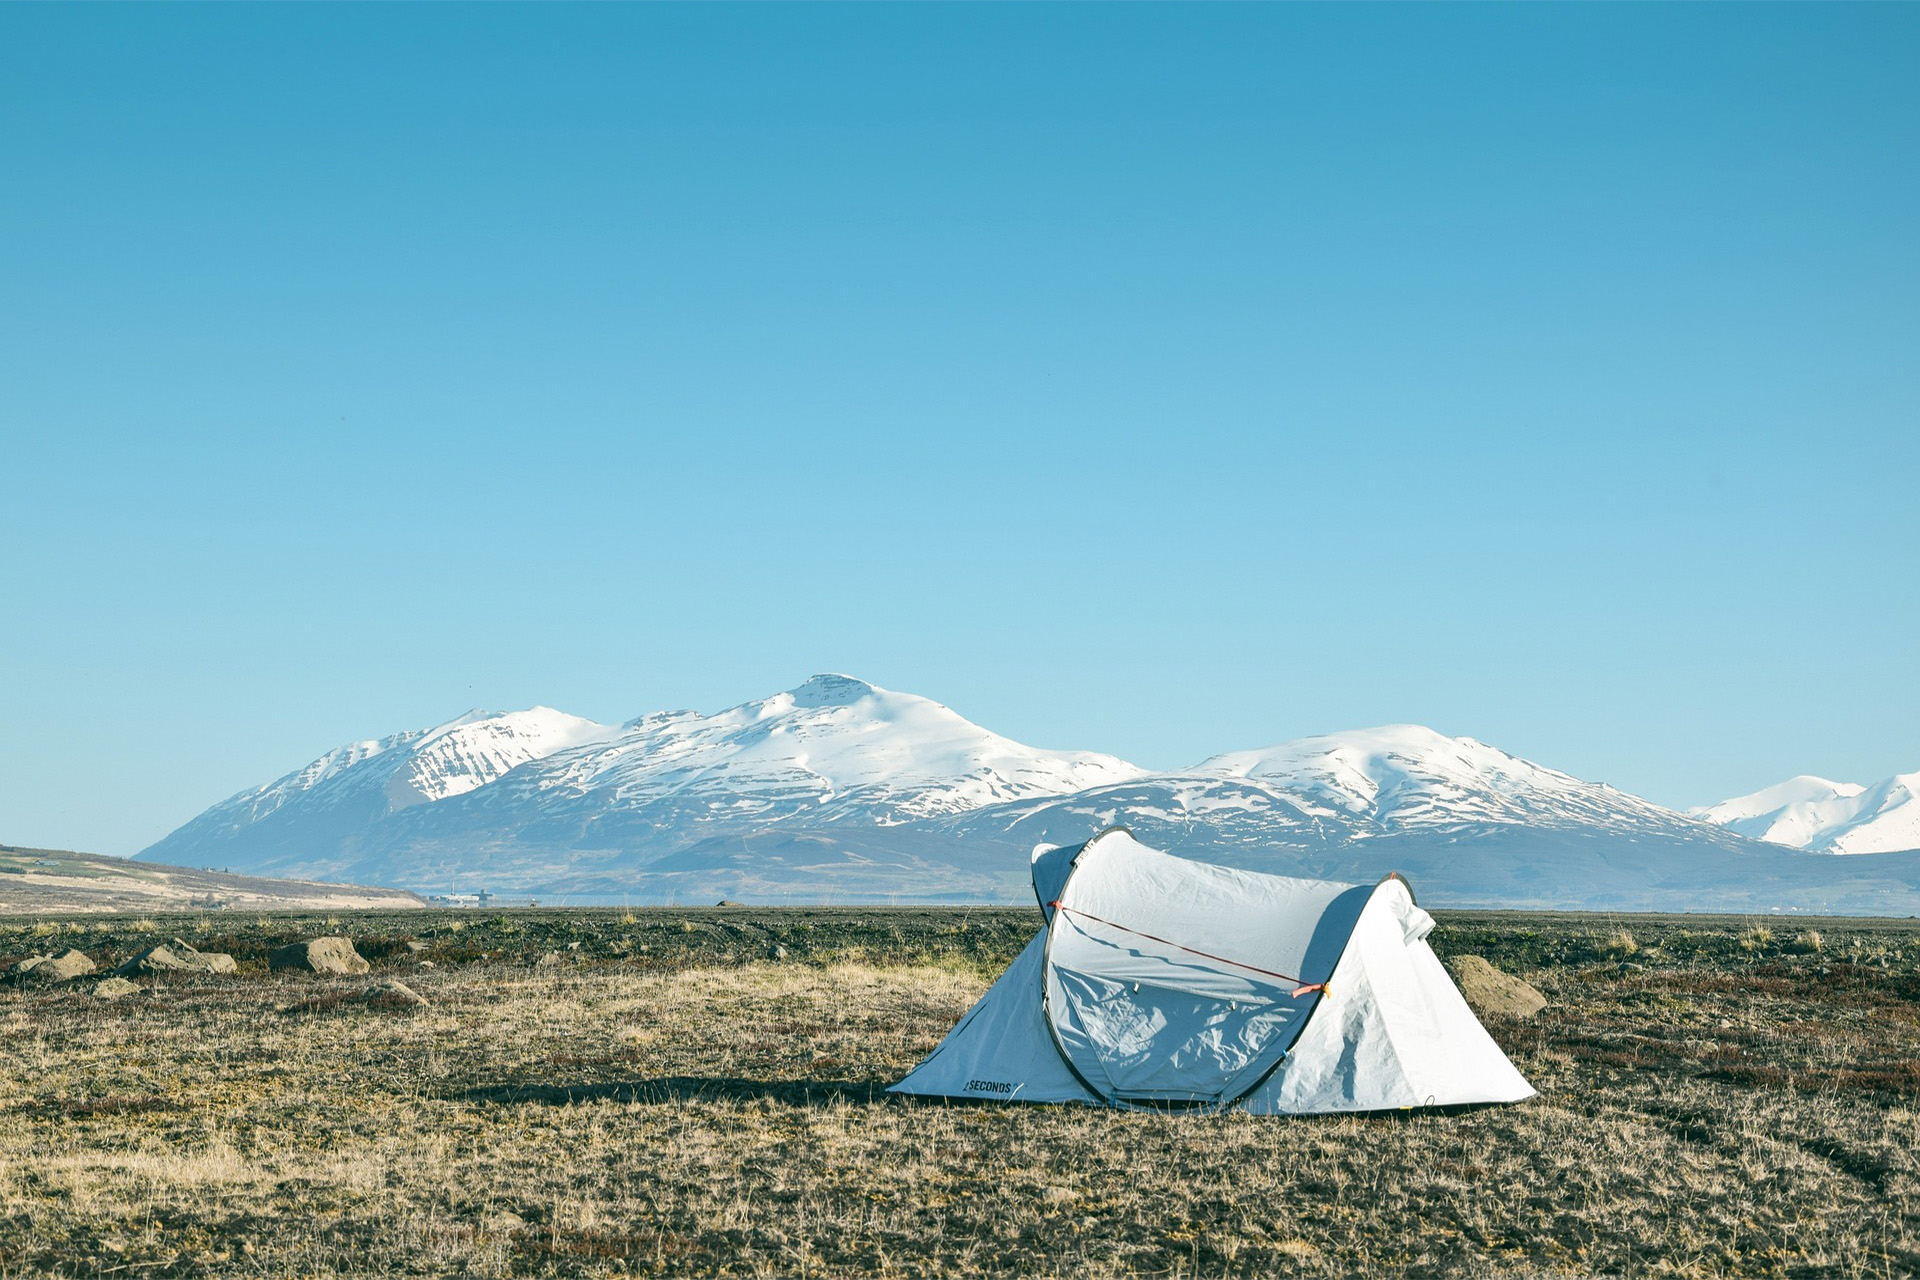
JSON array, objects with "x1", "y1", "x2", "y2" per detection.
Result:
[
  {"x1": 767, "y1": 944, "x2": 789, "y2": 961},
  {"x1": 268, "y1": 937, "x2": 370, "y2": 975},
  {"x1": 93, "y1": 977, "x2": 140, "y2": 1000},
  {"x1": 361, "y1": 980, "x2": 429, "y2": 1009},
  {"x1": 14, "y1": 949, "x2": 96, "y2": 984},
  {"x1": 1445, "y1": 955, "x2": 1547, "y2": 1020},
  {"x1": 115, "y1": 939, "x2": 236, "y2": 977}
]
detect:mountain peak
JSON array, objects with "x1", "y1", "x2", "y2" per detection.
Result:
[
  {"x1": 1695, "y1": 775, "x2": 1863, "y2": 822},
  {"x1": 1195, "y1": 724, "x2": 1491, "y2": 777},
  {"x1": 137, "y1": 704, "x2": 619, "y2": 863},
  {"x1": 788, "y1": 674, "x2": 883, "y2": 708}
]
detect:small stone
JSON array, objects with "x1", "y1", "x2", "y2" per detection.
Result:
[
  {"x1": 93, "y1": 977, "x2": 140, "y2": 1000},
  {"x1": 362, "y1": 979, "x2": 429, "y2": 1009},
  {"x1": 268, "y1": 937, "x2": 370, "y2": 976}
]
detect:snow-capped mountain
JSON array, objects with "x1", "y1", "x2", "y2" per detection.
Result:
[
  {"x1": 1697, "y1": 772, "x2": 1920, "y2": 854},
  {"x1": 140, "y1": 706, "x2": 617, "y2": 868},
  {"x1": 474, "y1": 673, "x2": 1145, "y2": 827},
  {"x1": 139, "y1": 680, "x2": 1920, "y2": 912},
  {"x1": 938, "y1": 725, "x2": 1721, "y2": 851},
  {"x1": 1200, "y1": 725, "x2": 1694, "y2": 833},
  {"x1": 141, "y1": 676, "x2": 1143, "y2": 885},
  {"x1": 919, "y1": 724, "x2": 1854, "y2": 909}
]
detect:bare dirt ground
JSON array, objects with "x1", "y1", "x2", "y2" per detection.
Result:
[{"x1": 2, "y1": 906, "x2": 1916, "y2": 1278}]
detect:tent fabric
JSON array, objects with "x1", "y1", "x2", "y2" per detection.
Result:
[
  {"x1": 891, "y1": 827, "x2": 1535, "y2": 1114},
  {"x1": 889, "y1": 931, "x2": 1099, "y2": 1105}
]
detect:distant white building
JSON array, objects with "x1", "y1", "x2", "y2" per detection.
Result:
[{"x1": 425, "y1": 891, "x2": 493, "y2": 908}]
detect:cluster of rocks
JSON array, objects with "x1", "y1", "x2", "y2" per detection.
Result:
[
  {"x1": 4, "y1": 937, "x2": 239, "y2": 1000},
  {"x1": 4, "y1": 934, "x2": 426, "y2": 1009}
]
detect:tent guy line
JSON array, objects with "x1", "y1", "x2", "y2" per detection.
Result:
[{"x1": 1048, "y1": 901, "x2": 1329, "y2": 998}]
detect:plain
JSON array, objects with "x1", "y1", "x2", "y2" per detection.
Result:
[{"x1": 2, "y1": 906, "x2": 1916, "y2": 1278}]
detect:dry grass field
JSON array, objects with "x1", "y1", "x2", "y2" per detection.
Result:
[{"x1": 2, "y1": 906, "x2": 1917, "y2": 1278}]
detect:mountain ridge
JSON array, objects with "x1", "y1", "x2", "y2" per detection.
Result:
[{"x1": 137, "y1": 677, "x2": 1920, "y2": 911}]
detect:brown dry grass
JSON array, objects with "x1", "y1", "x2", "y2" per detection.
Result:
[{"x1": 1, "y1": 908, "x2": 1917, "y2": 1277}]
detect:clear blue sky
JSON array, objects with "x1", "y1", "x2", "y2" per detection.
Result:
[{"x1": 3, "y1": 4, "x2": 1915, "y2": 856}]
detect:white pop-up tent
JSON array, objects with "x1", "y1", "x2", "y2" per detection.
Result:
[{"x1": 892, "y1": 827, "x2": 1534, "y2": 1114}]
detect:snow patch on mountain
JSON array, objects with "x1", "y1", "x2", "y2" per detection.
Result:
[{"x1": 383, "y1": 708, "x2": 619, "y2": 809}]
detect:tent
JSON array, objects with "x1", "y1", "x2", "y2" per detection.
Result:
[{"x1": 891, "y1": 827, "x2": 1535, "y2": 1114}]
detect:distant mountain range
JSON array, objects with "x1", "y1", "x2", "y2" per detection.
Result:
[{"x1": 138, "y1": 675, "x2": 1920, "y2": 912}]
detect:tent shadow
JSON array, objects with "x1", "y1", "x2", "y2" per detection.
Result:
[
  {"x1": 459, "y1": 1076, "x2": 894, "y2": 1108},
  {"x1": 458, "y1": 1079, "x2": 1524, "y2": 1118}
]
